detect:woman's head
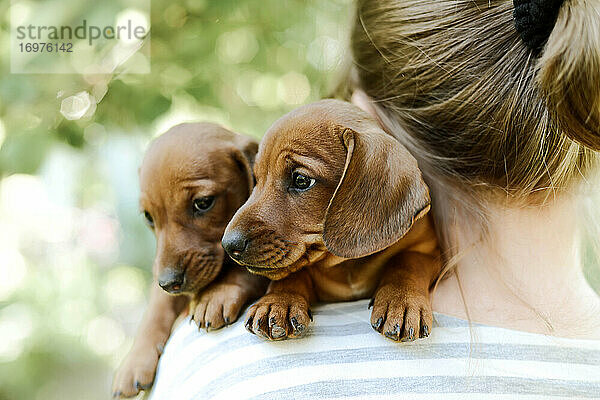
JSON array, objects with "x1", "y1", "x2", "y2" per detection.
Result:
[
  {"x1": 350, "y1": 0, "x2": 600, "y2": 197},
  {"x1": 347, "y1": 0, "x2": 600, "y2": 270}
]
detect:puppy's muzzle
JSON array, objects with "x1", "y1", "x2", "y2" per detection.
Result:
[
  {"x1": 222, "y1": 230, "x2": 249, "y2": 260},
  {"x1": 157, "y1": 268, "x2": 186, "y2": 294}
]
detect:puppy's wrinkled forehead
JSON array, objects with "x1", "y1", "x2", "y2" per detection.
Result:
[
  {"x1": 255, "y1": 99, "x2": 373, "y2": 173},
  {"x1": 140, "y1": 123, "x2": 240, "y2": 190}
]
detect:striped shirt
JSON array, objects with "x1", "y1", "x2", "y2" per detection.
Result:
[{"x1": 149, "y1": 299, "x2": 600, "y2": 400}]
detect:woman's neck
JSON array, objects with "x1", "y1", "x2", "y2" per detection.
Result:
[{"x1": 432, "y1": 196, "x2": 600, "y2": 339}]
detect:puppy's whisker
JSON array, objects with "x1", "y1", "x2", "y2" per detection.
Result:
[
  {"x1": 297, "y1": 229, "x2": 322, "y2": 236},
  {"x1": 274, "y1": 236, "x2": 300, "y2": 245}
]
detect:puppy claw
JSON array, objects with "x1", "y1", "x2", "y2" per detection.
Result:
[
  {"x1": 370, "y1": 283, "x2": 433, "y2": 342},
  {"x1": 307, "y1": 309, "x2": 313, "y2": 322},
  {"x1": 112, "y1": 343, "x2": 159, "y2": 398},
  {"x1": 245, "y1": 317, "x2": 255, "y2": 332},
  {"x1": 193, "y1": 282, "x2": 248, "y2": 333},
  {"x1": 267, "y1": 316, "x2": 286, "y2": 339},
  {"x1": 290, "y1": 317, "x2": 305, "y2": 336},
  {"x1": 255, "y1": 329, "x2": 270, "y2": 340},
  {"x1": 271, "y1": 325, "x2": 286, "y2": 339},
  {"x1": 372, "y1": 317, "x2": 383, "y2": 332},
  {"x1": 384, "y1": 323, "x2": 401, "y2": 341},
  {"x1": 368, "y1": 298, "x2": 374, "y2": 309},
  {"x1": 244, "y1": 293, "x2": 311, "y2": 340},
  {"x1": 252, "y1": 316, "x2": 271, "y2": 339}
]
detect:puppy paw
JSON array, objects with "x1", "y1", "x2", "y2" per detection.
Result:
[
  {"x1": 369, "y1": 283, "x2": 432, "y2": 342},
  {"x1": 112, "y1": 344, "x2": 160, "y2": 398},
  {"x1": 192, "y1": 283, "x2": 247, "y2": 330},
  {"x1": 244, "y1": 293, "x2": 312, "y2": 340}
]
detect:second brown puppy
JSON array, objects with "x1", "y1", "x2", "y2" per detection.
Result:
[
  {"x1": 113, "y1": 123, "x2": 267, "y2": 398},
  {"x1": 222, "y1": 99, "x2": 440, "y2": 341}
]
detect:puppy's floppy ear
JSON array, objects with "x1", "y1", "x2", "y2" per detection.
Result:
[
  {"x1": 323, "y1": 127, "x2": 430, "y2": 259},
  {"x1": 230, "y1": 135, "x2": 258, "y2": 196}
]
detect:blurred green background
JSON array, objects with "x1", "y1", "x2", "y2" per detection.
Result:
[
  {"x1": 0, "y1": 1, "x2": 598, "y2": 400},
  {"x1": 0, "y1": 0, "x2": 352, "y2": 398}
]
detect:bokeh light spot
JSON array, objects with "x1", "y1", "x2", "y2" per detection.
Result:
[
  {"x1": 278, "y1": 72, "x2": 311, "y2": 105},
  {"x1": 251, "y1": 74, "x2": 281, "y2": 110},
  {"x1": 9, "y1": 1, "x2": 31, "y2": 26},
  {"x1": 164, "y1": 4, "x2": 188, "y2": 28},
  {"x1": 60, "y1": 91, "x2": 97, "y2": 121},
  {"x1": 57, "y1": 299, "x2": 96, "y2": 337},
  {"x1": 103, "y1": 265, "x2": 146, "y2": 308},
  {"x1": 86, "y1": 315, "x2": 125, "y2": 356},
  {"x1": 216, "y1": 28, "x2": 259, "y2": 64},
  {"x1": 307, "y1": 36, "x2": 343, "y2": 71},
  {"x1": 116, "y1": 9, "x2": 150, "y2": 44},
  {"x1": 0, "y1": 248, "x2": 27, "y2": 301},
  {"x1": 0, "y1": 174, "x2": 48, "y2": 219},
  {"x1": 0, "y1": 304, "x2": 34, "y2": 362}
]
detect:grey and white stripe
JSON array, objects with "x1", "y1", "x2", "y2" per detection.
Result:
[{"x1": 150, "y1": 300, "x2": 600, "y2": 400}]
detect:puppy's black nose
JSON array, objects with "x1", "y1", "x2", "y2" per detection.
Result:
[
  {"x1": 222, "y1": 230, "x2": 248, "y2": 259},
  {"x1": 158, "y1": 269, "x2": 185, "y2": 294}
]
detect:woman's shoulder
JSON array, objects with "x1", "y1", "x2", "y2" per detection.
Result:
[{"x1": 149, "y1": 300, "x2": 600, "y2": 400}]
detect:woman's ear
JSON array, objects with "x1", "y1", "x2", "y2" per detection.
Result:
[
  {"x1": 231, "y1": 135, "x2": 258, "y2": 196},
  {"x1": 351, "y1": 90, "x2": 376, "y2": 119},
  {"x1": 323, "y1": 127, "x2": 430, "y2": 259}
]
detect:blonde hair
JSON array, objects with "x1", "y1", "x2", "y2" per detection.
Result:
[{"x1": 346, "y1": 0, "x2": 600, "y2": 269}]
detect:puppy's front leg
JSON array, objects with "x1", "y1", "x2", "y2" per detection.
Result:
[
  {"x1": 245, "y1": 269, "x2": 316, "y2": 340},
  {"x1": 192, "y1": 266, "x2": 268, "y2": 330},
  {"x1": 112, "y1": 285, "x2": 187, "y2": 398},
  {"x1": 370, "y1": 251, "x2": 439, "y2": 342}
]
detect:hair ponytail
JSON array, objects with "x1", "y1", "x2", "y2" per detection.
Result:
[{"x1": 537, "y1": 0, "x2": 600, "y2": 150}]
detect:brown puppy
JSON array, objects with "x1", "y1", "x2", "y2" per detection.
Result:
[
  {"x1": 112, "y1": 123, "x2": 267, "y2": 398},
  {"x1": 222, "y1": 99, "x2": 440, "y2": 341}
]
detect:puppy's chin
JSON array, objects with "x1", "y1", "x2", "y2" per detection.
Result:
[
  {"x1": 238, "y1": 245, "x2": 327, "y2": 281},
  {"x1": 244, "y1": 265, "x2": 295, "y2": 280}
]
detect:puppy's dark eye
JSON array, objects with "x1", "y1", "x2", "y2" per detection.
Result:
[
  {"x1": 143, "y1": 211, "x2": 154, "y2": 227},
  {"x1": 193, "y1": 196, "x2": 215, "y2": 214},
  {"x1": 291, "y1": 171, "x2": 316, "y2": 191}
]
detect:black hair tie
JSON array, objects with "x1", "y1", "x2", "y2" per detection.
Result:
[{"x1": 513, "y1": 0, "x2": 566, "y2": 54}]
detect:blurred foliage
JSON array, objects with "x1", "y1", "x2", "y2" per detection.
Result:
[{"x1": 0, "y1": 0, "x2": 352, "y2": 399}]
